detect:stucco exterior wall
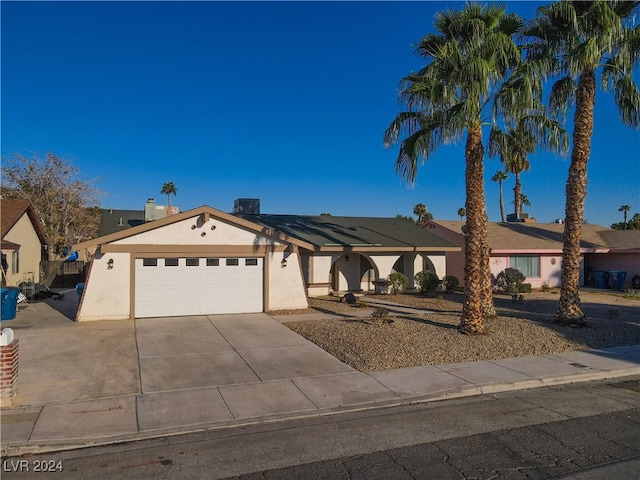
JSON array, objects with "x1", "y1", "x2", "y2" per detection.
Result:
[
  {"x1": 77, "y1": 251, "x2": 131, "y2": 321},
  {"x1": 267, "y1": 251, "x2": 308, "y2": 310},
  {"x1": 77, "y1": 213, "x2": 309, "y2": 320},
  {"x1": 424, "y1": 254, "x2": 447, "y2": 280},
  {"x1": 586, "y1": 252, "x2": 640, "y2": 287},
  {"x1": 2, "y1": 213, "x2": 43, "y2": 286},
  {"x1": 113, "y1": 216, "x2": 275, "y2": 246}
]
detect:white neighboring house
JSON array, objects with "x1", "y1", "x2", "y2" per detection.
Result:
[{"x1": 73, "y1": 204, "x2": 459, "y2": 321}]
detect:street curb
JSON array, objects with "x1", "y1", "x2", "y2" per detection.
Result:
[{"x1": 2, "y1": 367, "x2": 638, "y2": 458}]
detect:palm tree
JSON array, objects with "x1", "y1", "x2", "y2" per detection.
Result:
[
  {"x1": 524, "y1": 1, "x2": 640, "y2": 326},
  {"x1": 413, "y1": 203, "x2": 428, "y2": 224},
  {"x1": 384, "y1": 3, "x2": 529, "y2": 334},
  {"x1": 619, "y1": 205, "x2": 631, "y2": 225},
  {"x1": 457, "y1": 207, "x2": 466, "y2": 220},
  {"x1": 160, "y1": 181, "x2": 177, "y2": 207},
  {"x1": 488, "y1": 124, "x2": 534, "y2": 217},
  {"x1": 512, "y1": 193, "x2": 532, "y2": 208},
  {"x1": 490, "y1": 170, "x2": 509, "y2": 222}
]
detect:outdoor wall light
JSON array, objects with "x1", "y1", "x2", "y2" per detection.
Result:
[
  {"x1": 107, "y1": 259, "x2": 114, "y2": 269},
  {"x1": 211, "y1": 225, "x2": 216, "y2": 230},
  {"x1": 281, "y1": 258, "x2": 287, "y2": 268},
  {"x1": 201, "y1": 232, "x2": 206, "y2": 237},
  {"x1": 191, "y1": 224, "x2": 197, "y2": 230},
  {"x1": 345, "y1": 255, "x2": 349, "y2": 262}
]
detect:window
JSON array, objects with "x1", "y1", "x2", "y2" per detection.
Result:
[
  {"x1": 11, "y1": 251, "x2": 19, "y2": 274},
  {"x1": 206, "y1": 258, "x2": 220, "y2": 266},
  {"x1": 142, "y1": 258, "x2": 158, "y2": 267},
  {"x1": 186, "y1": 258, "x2": 199, "y2": 267},
  {"x1": 226, "y1": 258, "x2": 239, "y2": 266},
  {"x1": 164, "y1": 258, "x2": 179, "y2": 267},
  {"x1": 509, "y1": 255, "x2": 540, "y2": 277},
  {"x1": 245, "y1": 258, "x2": 258, "y2": 266}
]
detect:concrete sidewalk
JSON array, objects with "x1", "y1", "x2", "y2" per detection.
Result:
[{"x1": 1, "y1": 295, "x2": 639, "y2": 457}]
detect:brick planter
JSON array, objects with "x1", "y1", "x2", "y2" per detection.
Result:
[{"x1": 1, "y1": 337, "x2": 19, "y2": 408}]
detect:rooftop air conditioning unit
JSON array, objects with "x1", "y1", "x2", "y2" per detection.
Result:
[{"x1": 233, "y1": 198, "x2": 260, "y2": 214}]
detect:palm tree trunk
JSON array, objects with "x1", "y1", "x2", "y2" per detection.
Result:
[
  {"x1": 459, "y1": 125, "x2": 489, "y2": 335},
  {"x1": 554, "y1": 69, "x2": 595, "y2": 327},
  {"x1": 514, "y1": 173, "x2": 522, "y2": 216},
  {"x1": 499, "y1": 181, "x2": 505, "y2": 222}
]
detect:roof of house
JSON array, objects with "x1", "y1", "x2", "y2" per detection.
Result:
[
  {"x1": 75, "y1": 206, "x2": 459, "y2": 253},
  {"x1": 428, "y1": 220, "x2": 639, "y2": 252},
  {"x1": 0, "y1": 199, "x2": 48, "y2": 246},
  {"x1": 237, "y1": 214, "x2": 459, "y2": 251},
  {"x1": 98, "y1": 209, "x2": 145, "y2": 236}
]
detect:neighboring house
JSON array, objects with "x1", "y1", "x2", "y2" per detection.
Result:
[
  {"x1": 72, "y1": 203, "x2": 458, "y2": 321},
  {"x1": 1, "y1": 199, "x2": 48, "y2": 287},
  {"x1": 424, "y1": 220, "x2": 640, "y2": 289}
]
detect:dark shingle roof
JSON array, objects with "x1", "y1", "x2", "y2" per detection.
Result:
[
  {"x1": 98, "y1": 209, "x2": 145, "y2": 236},
  {"x1": 237, "y1": 214, "x2": 458, "y2": 250}
]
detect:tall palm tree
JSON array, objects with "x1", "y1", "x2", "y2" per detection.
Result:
[
  {"x1": 619, "y1": 204, "x2": 631, "y2": 225},
  {"x1": 384, "y1": 3, "x2": 529, "y2": 334},
  {"x1": 490, "y1": 170, "x2": 509, "y2": 222},
  {"x1": 413, "y1": 203, "x2": 428, "y2": 224},
  {"x1": 160, "y1": 181, "x2": 177, "y2": 207},
  {"x1": 488, "y1": 123, "x2": 535, "y2": 217},
  {"x1": 525, "y1": 1, "x2": 640, "y2": 326},
  {"x1": 457, "y1": 207, "x2": 466, "y2": 220}
]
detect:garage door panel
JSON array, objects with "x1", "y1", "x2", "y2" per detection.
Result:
[{"x1": 135, "y1": 257, "x2": 263, "y2": 318}]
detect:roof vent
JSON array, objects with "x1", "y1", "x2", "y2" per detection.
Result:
[{"x1": 233, "y1": 198, "x2": 260, "y2": 214}]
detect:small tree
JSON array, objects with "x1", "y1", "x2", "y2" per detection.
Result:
[
  {"x1": 457, "y1": 208, "x2": 466, "y2": 220},
  {"x1": 388, "y1": 272, "x2": 408, "y2": 294}
]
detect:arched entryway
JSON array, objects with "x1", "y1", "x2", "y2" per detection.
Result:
[
  {"x1": 329, "y1": 253, "x2": 378, "y2": 292},
  {"x1": 392, "y1": 253, "x2": 437, "y2": 289}
]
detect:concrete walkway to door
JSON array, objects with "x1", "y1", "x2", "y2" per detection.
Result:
[{"x1": 1, "y1": 295, "x2": 639, "y2": 456}]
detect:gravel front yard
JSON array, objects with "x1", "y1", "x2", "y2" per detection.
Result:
[{"x1": 280, "y1": 291, "x2": 640, "y2": 372}]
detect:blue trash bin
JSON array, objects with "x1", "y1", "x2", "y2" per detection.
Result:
[
  {"x1": 76, "y1": 283, "x2": 85, "y2": 299},
  {"x1": 1, "y1": 287, "x2": 20, "y2": 321},
  {"x1": 608, "y1": 271, "x2": 627, "y2": 291},
  {"x1": 594, "y1": 271, "x2": 609, "y2": 289}
]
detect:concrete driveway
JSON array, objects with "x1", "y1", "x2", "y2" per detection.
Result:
[{"x1": 4, "y1": 296, "x2": 355, "y2": 409}]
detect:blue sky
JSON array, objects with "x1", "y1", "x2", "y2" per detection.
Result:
[{"x1": 2, "y1": 1, "x2": 639, "y2": 227}]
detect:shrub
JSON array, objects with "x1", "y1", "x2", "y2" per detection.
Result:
[
  {"x1": 442, "y1": 275, "x2": 459, "y2": 292},
  {"x1": 495, "y1": 268, "x2": 526, "y2": 294},
  {"x1": 388, "y1": 272, "x2": 408, "y2": 294},
  {"x1": 371, "y1": 307, "x2": 392, "y2": 324},
  {"x1": 414, "y1": 270, "x2": 439, "y2": 293},
  {"x1": 519, "y1": 283, "x2": 532, "y2": 293}
]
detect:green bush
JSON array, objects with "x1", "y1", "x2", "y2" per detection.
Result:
[
  {"x1": 519, "y1": 283, "x2": 532, "y2": 293},
  {"x1": 388, "y1": 272, "x2": 409, "y2": 294},
  {"x1": 414, "y1": 270, "x2": 439, "y2": 293},
  {"x1": 442, "y1": 275, "x2": 459, "y2": 292},
  {"x1": 495, "y1": 268, "x2": 526, "y2": 294},
  {"x1": 372, "y1": 307, "x2": 389, "y2": 320}
]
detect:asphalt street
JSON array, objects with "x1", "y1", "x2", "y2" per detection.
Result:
[{"x1": 2, "y1": 377, "x2": 639, "y2": 480}]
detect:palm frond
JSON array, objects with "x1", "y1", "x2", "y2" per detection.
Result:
[{"x1": 613, "y1": 75, "x2": 640, "y2": 128}]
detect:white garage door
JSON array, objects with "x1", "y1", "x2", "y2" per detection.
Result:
[{"x1": 135, "y1": 257, "x2": 263, "y2": 318}]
